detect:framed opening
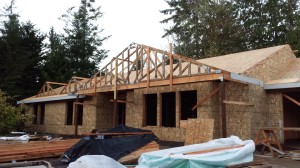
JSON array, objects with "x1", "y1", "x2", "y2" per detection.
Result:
[
  {"x1": 180, "y1": 90, "x2": 197, "y2": 120},
  {"x1": 162, "y1": 92, "x2": 176, "y2": 127},
  {"x1": 77, "y1": 101, "x2": 83, "y2": 125},
  {"x1": 117, "y1": 101, "x2": 126, "y2": 125},
  {"x1": 66, "y1": 101, "x2": 73, "y2": 125},
  {"x1": 144, "y1": 94, "x2": 157, "y2": 126},
  {"x1": 40, "y1": 103, "x2": 45, "y2": 125},
  {"x1": 283, "y1": 92, "x2": 300, "y2": 144}
]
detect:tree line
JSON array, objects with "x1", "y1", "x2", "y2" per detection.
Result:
[
  {"x1": 0, "y1": 0, "x2": 109, "y2": 101},
  {"x1": 161, "y1": 0, "x2": 300, "y2": 59}
]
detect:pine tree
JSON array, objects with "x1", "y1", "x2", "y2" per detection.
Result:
[
  {"x1": 60, "y1": 0, "x2": 110, "y2": 77},
  {"x1": 161, "y1": 0, "x2": 246, "y2": 59},
  {"x1": 0, "y1": 0, "x2": 45, "y2": 99},
  {"x1": 42, "y1": 27, "x2": 71, "y2": 82}
]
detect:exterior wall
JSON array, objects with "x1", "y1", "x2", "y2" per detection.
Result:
[
  {"x1": 27, "y1": 97, "x2": 97, "y2": 135},
  {"x1": 125, "y1": 82, "x2": 221, "y2": 142},
  {"x1": 95, "y1": 93, "x2": 114, "y2": 131}
]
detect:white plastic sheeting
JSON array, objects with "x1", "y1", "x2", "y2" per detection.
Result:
[
  {"x1": 137, "y1": 136, "x2": 255, "y2": 168},
  {"x1": 67, "y1": 155, "x2": 126, "y2": 168},
  {"x1": 0, "y1": 135, "x2": 30, "y2": 141}
]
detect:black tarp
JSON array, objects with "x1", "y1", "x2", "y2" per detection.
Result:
[{"x1": 60, "y1": 125, "x2": 158, "y2": 162}]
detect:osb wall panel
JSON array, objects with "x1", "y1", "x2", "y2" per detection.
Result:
[
  {"x1": 126, "y1": 82, "x2": 221, "y2": 142},
  {"x1": 184, "y1": 119, "x2": 214, "y2": 145},
  {"x1": 28, "y1": 98, "x2": 97, "y2": 135},
  {"x1": 96, "y1": 93, "x2": 114, "y2": 131},
  {"x1": 225, "y1": 82, "x2": 253, "y2": 140},
  {"x1": 244, "y1": 46, "x2": 295, "y2": 81}
]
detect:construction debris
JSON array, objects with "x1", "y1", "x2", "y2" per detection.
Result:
[
  {"x1": 0, "y1": 139, "x2": 79, "y2": 163},
  {"x1": 278, "y1": 150, "x2": 300, "y2": 160}
]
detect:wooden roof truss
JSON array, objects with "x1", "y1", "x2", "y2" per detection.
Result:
[{"x1": 78, "y1": 43, "x2": 225, "y2": 94}]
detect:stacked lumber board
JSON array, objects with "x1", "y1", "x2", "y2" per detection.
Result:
[
  {"x1": 0, "y1": 139, "x2": 79, "y2": 163},
  {"x1": 118, "y1": 140, "x2": 159, "y2": 164}
]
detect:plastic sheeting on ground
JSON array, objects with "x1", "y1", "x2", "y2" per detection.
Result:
[
  {"x1": 61, "y1": 125, "x2": 158, "y2": 162},
  {"x1": 136, "y1": 136, "x2": 255, "y2": 168},
  {"x1": 0, "y1": 135, "x2": 30, "y2": 141},
  {"x1": 67, "y1": 155, "x2": 126, "y2": 168}
]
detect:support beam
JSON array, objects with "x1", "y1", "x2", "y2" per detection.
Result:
[
  {"x1": 147, "y1": 47, "x2": 151, "y2": 90},
  {"x1": 169, "y1": 43, "x2": 173, "y2": 91},
  {"x1": 283, "y1": 94, "x2": 300, "y2": 107},
  {"x1": 113, "y1": 58, "x2": 118, "y2": 127},
  {"x1": 220, "y1": 81, "x2": 227, "y2": 138},
  {"x1": 74, "y1": 96, "x2": 79, "y2": 137},
  {"x1": 192, "y1": 86, "x2": 220, "y2": 111}
]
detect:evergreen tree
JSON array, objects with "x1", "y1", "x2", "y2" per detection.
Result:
[
  {"x1": 161, "y1": 0, "x2": 246, "y2": 59},
  {"x1": 60, "y1": 0, "x2": 110, "y2": 77},
  {"x1": 19, "y1": 21, "x2": 45, "y2": 98},
  {"x1": 0, "y1": 0, "x2": 45, "y2": 99},
  {"x1": 42, "y1": 27, "x2": 70, "y2": 83}
]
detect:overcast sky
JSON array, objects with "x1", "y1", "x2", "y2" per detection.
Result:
[{"x1": 0, "y1": 0, "x2": 171, "y2": 66}]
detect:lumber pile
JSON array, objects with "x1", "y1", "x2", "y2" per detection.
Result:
[
  {"x1": 0, "y1": 139, "x2": 79, "y2": 163},
  {"x1": 118, "y1": 140, "x2": 159, "y2": 164}
]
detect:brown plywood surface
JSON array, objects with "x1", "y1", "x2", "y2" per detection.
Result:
[{"x1": 198, "y1": 45, "x2": 290, "y2": 74}]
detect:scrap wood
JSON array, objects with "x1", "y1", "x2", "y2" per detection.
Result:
[
  {"x1": 182, "y1": 144, "x2": 245, "y2": 155},
  {"x1": 83, "y1": 132, "x2": 153, "y2": 136},
  {"x1": 0, "y1": 139, "x2": 79, "y2": 163},
  {"x1": 118, "y1": 140, "x2": 159, "y2": 164}
]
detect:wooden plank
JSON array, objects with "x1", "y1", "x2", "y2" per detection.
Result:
[
  {"x1": 223, "y1": 100, "x2": 254, "y2": 106},
  {"x1": 283, "y1": 94, "x2": 300, "y2": 107},
  {"x1": 183, "y1": 145, "x2": 244, "y2": 155},
  {"x1": 82, "y1": 132, "x2": 153, "y2": 136},
  {"x1": 192, "y1": 86, "x2": 220, "y2": 111},
  {"x1": 79, "y1": 73, "x2": 224, "y2": 94}
]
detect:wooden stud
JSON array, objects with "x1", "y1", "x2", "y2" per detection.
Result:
[
  {"x1": 147, "y1": 47, "x2": 151, "y2": 90},
  {"x1": 169, "y1": 43, "x2": 173, "y2": 91},
  {"x1": 220, "y1": 80, "x2": 227, "y2": 138}
]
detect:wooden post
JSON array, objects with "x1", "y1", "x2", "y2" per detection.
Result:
[
  {"x1": 157, "y1": 93, "x2": 162, "y2": 127},
  {"x1": 74, "y1": 96, "x2": 79, "y2": 137},
  {"x1": 220, "y1": 80, "x2": 227, "y2": 138},
  {"x1": 113, "y1": 58, "x2": 118, "y2": 127},
  {"x1": 169, "y1": 43, "x2": 173, "y2": 91},
  {"x1": 176, "y1": 91, "x2": 180, "y2": 128},
  {"x1": 147, "y1": 47, "x2": 151, "y2": 91}
]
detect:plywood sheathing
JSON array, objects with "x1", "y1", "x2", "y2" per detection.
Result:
[
  {"x1": 184, "y1": 118, "x2": 214, "y2": 145},
  {"x1": 197, "y1": 45, "x2": 292, "y2": 75},
  {"x1": 95, "y1": 93, "x2": 114, "y2": 131}
]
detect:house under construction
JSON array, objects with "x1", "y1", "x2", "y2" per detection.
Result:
[{"x1": 19, "y1": 43, "x2": 300, "y2": 144}]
